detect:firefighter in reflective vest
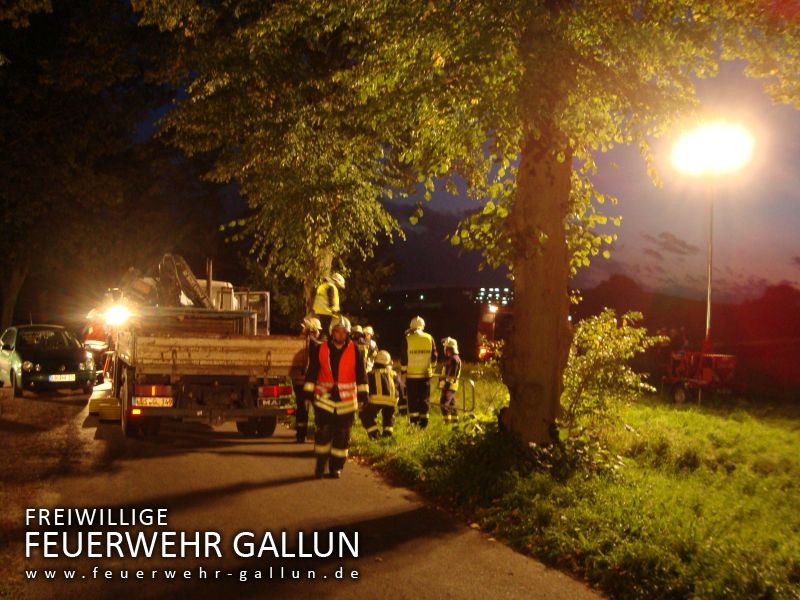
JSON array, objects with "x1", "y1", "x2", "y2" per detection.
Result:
[
  {"x1": 311, "y1": 273, "x2": 345, "y2": 336},
  {"x1": 303, "y1": 315, "x2": 368, "y2": 479},
  {"x1": 401, "y1": 316, "x2": 437, "y2": 428},
  {"x1": 293, "y1": 316, "x2": 323, "y2": 443},
  {"x1": 360, "y1": 350, "x2": 399, "y2": 438},
  {"x1": 363, "y1": 326, "x2": 378, "y2": 372},
  {"x1": 438, "y1": 337, "x2": 462, "y2": 424}
]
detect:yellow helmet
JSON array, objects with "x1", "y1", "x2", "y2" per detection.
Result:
[
  {"x1": 352, "y1": 324, "x2": 363, "y2": 334},
  {"x1": 375, "y1": 350, "x2": 392, "y2": 366},
  {"x1": 409, "y1": 316, "x2": 425, "y2": 330},
  {"x1": 363, "y1": 326, "x2": 374, "y2": 336},
  {"x1": 330, "y1": 315, "x2": 351, "y2": 334}
]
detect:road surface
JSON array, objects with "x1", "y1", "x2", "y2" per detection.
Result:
[{"x1": 3, "y1": 386, "x2": 602, "y2": 599}]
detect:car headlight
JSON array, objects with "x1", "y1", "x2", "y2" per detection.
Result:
[{"x1": 22, "y1": 361, "x2": 33, "y2": 372}]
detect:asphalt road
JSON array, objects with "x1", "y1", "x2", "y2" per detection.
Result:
[{"x1": 7, "y1": 386, "x2": 602, "y2": 600}]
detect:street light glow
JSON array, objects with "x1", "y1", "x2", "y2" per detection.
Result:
[{"x1": 671, "y1": 121, "x2": 754, "y2": 176}]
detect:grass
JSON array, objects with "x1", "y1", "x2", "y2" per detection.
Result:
[{"x1": 350, "y1": 364, "x2": 800, "y2": 599}]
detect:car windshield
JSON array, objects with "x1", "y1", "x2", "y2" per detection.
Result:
[{"x1": 17, "y1": 329, "x2": 80, "y2": 351}]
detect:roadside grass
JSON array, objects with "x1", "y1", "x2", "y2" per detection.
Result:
[{"x1": 350, "y1": 365, "x2": 800, "y2": 599}]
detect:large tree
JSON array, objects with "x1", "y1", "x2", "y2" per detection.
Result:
[
  {"x1": 135, "y1": 1, "x2": 800, "y2": 444},
  {"x1": 0, "y1": 0, "x2": 188, "y2": 327}
]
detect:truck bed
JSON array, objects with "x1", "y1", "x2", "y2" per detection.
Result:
[{"x1": 117, "y1": 331, "x2": 306, "y2": 377}]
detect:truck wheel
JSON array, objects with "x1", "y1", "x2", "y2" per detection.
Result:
[
  {"x1": 255, "y1": 416, "x2": 278, "y2": 438},
  {"x1": 671, "y1": 383, "x2": 687, "y2": 405},
  {"x1": 236, "y1": 420, "x2": 258, "y2": 437},
  {"x1": 120, "y1": 367, "x2": 140, "y2": 438}
]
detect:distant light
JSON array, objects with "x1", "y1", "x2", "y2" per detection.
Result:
[
  {"x1": 671, "y1": 121, "x2": 754, "y2": 176},
  {"x1": 387, "y1": 306, "x2": 392, "y2": 311},
  {"x1": 420, "y1": 294, "x2": 425, "y2": 300},
  {"x1": 104, "y1": 304, "x2": 131, "y2": 326},
  {"x1": 488, "y1": 304, "x2": 498, "y2": 314},
  {"x1": 377, "y1": 299, "x2": 382, "y2": 303}
]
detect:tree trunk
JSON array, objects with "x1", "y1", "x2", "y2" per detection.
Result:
[
  {"x1": 303, "y1": 249, "x2": 333, "y2": 313},
  {"x1": 0, "y1": 259, "x2": 30, "y2": 330},
  {"x1": 502, "y1": 131, "x2": 573, "y2": 445}
]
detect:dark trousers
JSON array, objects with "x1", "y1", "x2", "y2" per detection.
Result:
[
  {"x1": 314, "y1": 409, "x2": 354, "y2": 472},
  {"x1": 440, "y1": 389, "x2": 457, "y2": 423},
  {"x1": 360, "y1": 403, "x2": 396, "y2": 437},
  {"x1": 406, "y1": 377, "x2": 431, "y2": 428},
  {"x1": 293, "y1": 384, "x2": 311, "y2": 441},
  {"x1": 317, "y1": 314, "x2": 333, "y2": 338}
]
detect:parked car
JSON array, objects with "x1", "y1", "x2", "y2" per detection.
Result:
[{"x1": 0, "y1": 325, "x2": 96, "y2": 396}]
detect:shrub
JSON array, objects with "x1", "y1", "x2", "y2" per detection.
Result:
[{"x1": 560, "y1": 309, "x2": 666, "y2": 433}]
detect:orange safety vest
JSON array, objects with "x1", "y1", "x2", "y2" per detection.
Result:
[{"x1": 314, "y1": 341, "x2": 358, "y2": 414}]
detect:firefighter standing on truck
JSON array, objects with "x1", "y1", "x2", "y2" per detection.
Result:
[
  {"x1": 293, "y1": 316, "x2": 323, "y2": 443},
  {"x1": 312, "y1": 273, "x2": 345, "y2": 336},
  {"x1": 401, "y1": 316, "x2": 437, "y2": 428},
  {"x1": 438, "y1": 337, "x2": 462, "y2": 424},
  {"x1": 360, "y1": 350, "x2": 399, "y2": 438},
  {"x1": 303, "y1": 316, "x2": 368, "y2": 479}
]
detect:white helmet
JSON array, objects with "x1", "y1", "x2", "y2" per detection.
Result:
[
  {"x1": 330, "y1": 315, "x2": 351, "y2": 333},
  {"x1": 352, "y1": 324, "x2": 363, "y2": 334},
  {"x1": 301, "y1": 316, "x2": 321, "y2": 332},
  {"x1": 409, "y1": 316, "x2": 425, "y2": 331},
  {"x1": 363, "y1": 326, "x2": 374, "y2": 336},
  {"x1": 329, "y1": 273, "x2": 345, "y2": 289},
  {"x1": 442, "y1": 337, "x2": 459, "y2": 354},
  {"x1": 375, "y1": 350, "x2": 392, "y2": 366}
]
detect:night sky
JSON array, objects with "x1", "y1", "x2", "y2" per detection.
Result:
[{"x1": 412, "y1": 62, "x2": 800, "y2": 303}]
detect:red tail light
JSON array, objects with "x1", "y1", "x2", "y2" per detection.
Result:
[
  {"x1": 259, "y1": 385, "x2": 293, "y2": 398},
  {"x1": 286, "y1": 408, "x2": 295, "y2": 415},
  {"x1": 135, "y1": 384, "x2": 172, "y2": 397}
]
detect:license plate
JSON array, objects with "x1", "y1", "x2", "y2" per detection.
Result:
[{"x1": 49, "y1": 374, "x2": 76, "y2": 382}]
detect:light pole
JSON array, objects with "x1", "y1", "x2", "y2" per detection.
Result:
[{"x1": 671, "y1": 121, "x2": 754, "y2": 350}]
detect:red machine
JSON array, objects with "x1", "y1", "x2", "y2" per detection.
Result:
[{"x1": 663, "y1": 350, "x2": 737, "y2": 403}]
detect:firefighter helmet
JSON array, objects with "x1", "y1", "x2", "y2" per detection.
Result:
[
  {"x1": 363, "y1": 325, "x2": 374, "y2": 336},
  {"x1": 409, "y1": 316, "x2": 425, "y2": 331},
  {"x1": 352, "y1": 324, "x2": 363, "y2": 334},
  {"x1": 330, "y1": 315, "x2": 351, "y2": 334},
  {"x1": 375, "y1": 350, "x2": 392, "y2": 366},
  {"x1": 302, "y1": 316, "x2": 321, "y2": 332},
  {"x1": 329, "y1": 272, "x2": 346, "y2": 289},
  {"x1": 442, "y1": 337, "x2": 459, "y2": 354}
]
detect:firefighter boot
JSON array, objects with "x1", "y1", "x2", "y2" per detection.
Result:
[{"x1": 314, "y1": 456, "x2": 327, "y2": 479}]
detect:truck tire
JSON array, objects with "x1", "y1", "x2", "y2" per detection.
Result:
[
  {"x1": 671, "y1": 383, "x2": 687, "y2": 405},
  {"x1": 255, "y1": 416, "x2": 278, "y2": 438},
  {"x1": 236, "y1": 419, "x2": 258, "y2": 437},
  {"x1": 120, "y1": 367, "x2": 140, "y2": 438}
]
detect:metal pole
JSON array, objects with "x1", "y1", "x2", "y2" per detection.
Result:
[{"x1": 704, "y1": 189, "x2": 714, "y2": 350}]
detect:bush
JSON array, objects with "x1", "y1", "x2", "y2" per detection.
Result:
[{"x1": 560, "y1": 309, "x2": 666, "y2": 433}]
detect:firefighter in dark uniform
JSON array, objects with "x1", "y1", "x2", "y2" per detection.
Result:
[
  {"x1": 438, "y1": 337, "x2": 462, "y2": 424},
  {"x1": 293, "y1": 316, "x2": 323, "y2": 443},
  {"x1": 401, "y1": 316, "x2": 437, "y2": 428},
  {"x1": 360, "y1": 350, "x2": 399, "y2": 438},
  {"x1": 312, "y1": 273, "x2": 345, "y2": 336},
  {"x1": 303, "y1": 315, "x2": 368, "y2": 479}
]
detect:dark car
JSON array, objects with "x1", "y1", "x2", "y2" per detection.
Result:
[{"x1": 0, "y1": 325, "x2": 96, "y2": 396}]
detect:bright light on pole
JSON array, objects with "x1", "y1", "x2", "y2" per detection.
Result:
[{"x1": 671, "y1": 120, "x2": 754, "y2": 350}]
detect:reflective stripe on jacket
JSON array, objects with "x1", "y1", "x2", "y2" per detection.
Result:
[
  {"x1": 314, "y1": 341, "x2": 358, "y2": 414},
  {"x1": 312, "y1": 281, "x2": 339, "y2": 316},
  {"x1": 368, "y1": 367, "x2": 397, "y2": 407}
]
